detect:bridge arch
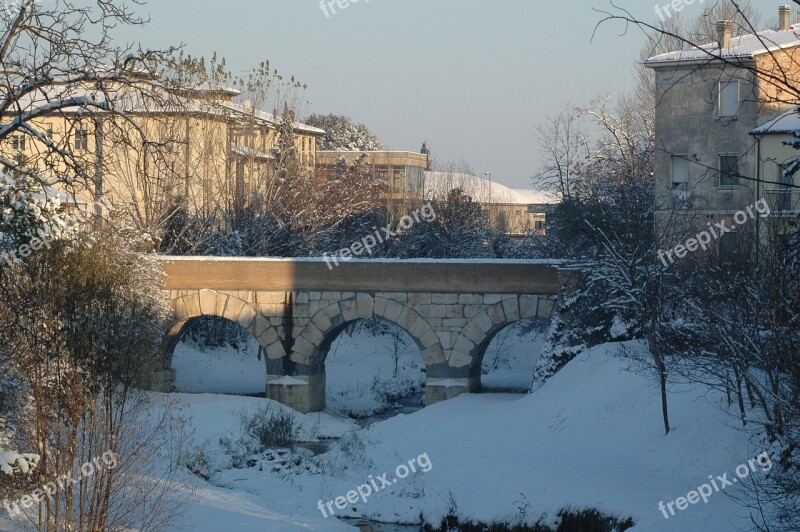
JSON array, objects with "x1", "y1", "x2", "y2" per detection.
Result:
[
  {"x1": 448, "y1": 295, "x2": 557, "y2": 389},
  {"x1": 154, "y1": 289, "x2": 286, "y2": 391},
  {"x1": 293, "y1": 294, "x2": 445, "y2": 367}
]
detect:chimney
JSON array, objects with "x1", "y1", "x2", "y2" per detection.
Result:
[
  {"x1": 779, "y1": 5, "x2": 791, "y2": 31},
  {"x1": 717, "y1": 20, "x2": 733, "y2": 49}
]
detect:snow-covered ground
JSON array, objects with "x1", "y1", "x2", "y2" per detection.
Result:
[
  {"x1": 2, "y1": 333, "x2": 767, "y2": 531},
  {"x1": 153, "y1": 340, "x2": 765, "y2": 531},
  {"x1": 173, "y1": 336, "x2": 266, "y2": 395}
]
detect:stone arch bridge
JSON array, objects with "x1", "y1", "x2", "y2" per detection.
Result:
[{"x1": 148, "y1": 258, "x2": 569, "y2": 412}]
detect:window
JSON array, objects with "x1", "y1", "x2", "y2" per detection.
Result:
[
  {"x1": 719, "y1": 231, "x2": 738, "y2": 265},
  {"x1": 46, "y1": 124, "x2": 54, "y2": 138},
  {"x1": 10, "y1": 134, "x2": 25, "y2": 152},
  {"x1": 74, "y1": 127, "x2": 89, "y2": 151},
  {"x1": 720, "y1": 154, "x2": 739, "y2": 187},
  {"x1": 719, "y1": 81, "x2": 740, "y2": 117},
  {"x1": 671, "y1": 155, "x2": 689, "y2": 189},
  {"x1": 375, "y1": 167, "x2": 388, "y2": 182},
  {"x1": 393, "y1": 167, "x2": 405, "y2": 192}
]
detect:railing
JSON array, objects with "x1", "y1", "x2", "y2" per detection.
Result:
[{"x1": 763, "y1": 189, "x2": 800, "y2": 213}]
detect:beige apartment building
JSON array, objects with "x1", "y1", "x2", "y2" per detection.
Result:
[
  {"x1": 645, "y1": 5, "x2": 800, "y2": 257},
  {"x1": 1, "y1": 82, "x2": 325, "y2": 227}
]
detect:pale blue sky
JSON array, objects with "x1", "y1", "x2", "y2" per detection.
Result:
[{"x1": 115, "y1": 1, "x2": 779, "y2": 189}]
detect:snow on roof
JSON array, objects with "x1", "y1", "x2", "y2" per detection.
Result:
[
  {"x1": 217, "y1": 101, "x2": 325, "y2": 135},
  {"x1": 646, "y1": 24, "x2": 800, "y2": 65},
  {"x1": 511, "y1": 188, "x2": 555, "y2": 204},
  {"x1": 3, "y1": 83, "x2": 325, "y2": 135},
  {"x1": 751, "y1": 107, "x2": 800, "y2": 134},
  {"x1": 424, "y1": 171, "x2": 554, "y2": 205}
]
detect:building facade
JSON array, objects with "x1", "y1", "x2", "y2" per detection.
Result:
[
  {"x1": 645, "y1": 6, "x2": 800, "y2": 258},
  {"x1": 1, "y1": 82, "x2": 325, "y2": 229}
]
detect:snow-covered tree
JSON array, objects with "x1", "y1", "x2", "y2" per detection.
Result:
[
  {"x1": 304, "y1": 113, "x2": 383, "y2": 151},
  {"x1": 396, "y1": 188, "x2": 494, "y2": 258}
]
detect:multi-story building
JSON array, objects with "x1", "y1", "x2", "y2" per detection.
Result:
[
  {"x1": 645, "y1": 5, "x2": 800, "y2": 258},
  {"x1": 1, "y1": 81, "x2": 325, "y2": 227}
]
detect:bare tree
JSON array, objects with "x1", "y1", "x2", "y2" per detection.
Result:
[
  {"x1": 532, "y1": 106, "x2": 588, "y2": 200},
  {"x1": 0, "y1": 0, "x2": 181, "y2": 191}
]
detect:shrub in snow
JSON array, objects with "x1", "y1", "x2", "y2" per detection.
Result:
[
  {"x1": 219, "y1": 405, "x2": 298, "y2": 469},
  {"x1": 530, "y1": 307, "x2": 586, "y2": 391},
  {"x1": 0, "y1": 172, "x2": 75, "y2": 256}
]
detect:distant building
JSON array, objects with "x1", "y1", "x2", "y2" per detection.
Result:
[
  {"x1": 423, "y1": 171, "x2": 552, "y2": 238},
  {"x1": 316, "y1": 150, "x2": 429, "y2": 212},
  {"x1": 316, "y1": 150, "x2": 554, "y2": 237},
  {"x1": 750, "y1": 109, "x2": 800, "y2": 247}
]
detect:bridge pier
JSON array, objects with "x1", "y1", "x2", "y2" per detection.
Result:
[
  {"x1": 142, "y1": 368, "x2": 176, "y2": 392},
  {"x1": 424, "y1": 361, "x2": 481, "y2": 404}
]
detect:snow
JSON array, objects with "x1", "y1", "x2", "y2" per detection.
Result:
[
  {"x1": 646, "y1": 24, "x2": 800, "y2": 64},
  {"x1": 0, "y1": 451, "x2": 39, "y2": 476},
  {"x1": 424, "y1": 171, "x2": 551, "y2": 205},
  {"x1": 173, "y1": 337, "x2": 266, "y2": 395},
  {"x1": 2, "y1": 327, "x2": 763, "y2": 531},
  {"x1": 751, "y1": 107, "x2": 800, "y2": 134},
  {"x1": 271, "y1": 376, "x2": 308, "y2": 386},
  {"x1": 132, "y1": 340, "x2": 764, "y2": 531},
  {"x1": 481, "y1": 320, "x2": 546, "y2": 390},
  {"x1": 511, "y1": 188, "x2": 555, "y2": 205}
]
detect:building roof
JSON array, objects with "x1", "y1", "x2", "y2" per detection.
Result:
[
  {"x1": 645, "y1": 24, "x2": 800, "y2": 66},
  {"x1": 423, "y1": 171, "x2": 553, "y2": 205},
  {"x1": 751, "y1": 107, "x2": 800, "y2": 134},
  {"x1": 218, "y1": 101, "x2": 325, "y2": 135},
  {"x1": 1, "y1": 82, "x2": 325, "y2": 135},
  {"x1": 316, "y1": 150, "x2": 429, "y2": 167}
]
